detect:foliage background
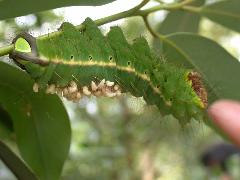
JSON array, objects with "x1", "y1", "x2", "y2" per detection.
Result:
[{"x1": 0, "y1": 0, "x2": 240, "y2": 179}]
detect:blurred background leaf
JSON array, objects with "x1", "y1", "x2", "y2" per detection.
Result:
[
  {"x1": 158, "y1": 0, "x2": 205, "y2": 34},
  {"x1": 200, "y1": 0, "x2": 240, "y2": 33},
  {"x1": 0, "y1": 0, "x2": 116, "y2": 20}
]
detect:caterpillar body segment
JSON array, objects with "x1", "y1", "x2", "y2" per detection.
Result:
[{"x1": 10, "y1": 18, "x2": 207, "y2": 125}]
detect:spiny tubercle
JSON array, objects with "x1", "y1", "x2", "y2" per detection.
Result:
[{"x1": 33, "y1": 79, "x2": 122, "y2": 102}]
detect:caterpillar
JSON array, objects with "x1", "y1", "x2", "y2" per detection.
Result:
[{"x1": 9, "y1": 18, "x2": 207, "y2": 125}]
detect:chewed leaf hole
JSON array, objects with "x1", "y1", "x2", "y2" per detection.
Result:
[{"x1": 15, "y1": 37, "x2": 31, "y2": 53}]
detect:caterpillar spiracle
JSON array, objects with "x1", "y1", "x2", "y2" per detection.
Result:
[{"x1": 9, "y1": 18, "x2": 208, "y2": 125}]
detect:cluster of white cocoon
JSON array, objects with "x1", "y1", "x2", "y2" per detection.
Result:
[{"x1": 33, "y1": 79, "x2": 122, "y2": 102}]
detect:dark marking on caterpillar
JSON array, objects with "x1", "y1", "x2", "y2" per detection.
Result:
[
  {"x1": 9, "y1": 18, "x2": 208, "y2": 125},
  {"x1": 109, "y1": 56, "x2": 113, "y2": 62},
  {"x1": 88, "y1": 55, "x2": 93, "y2": 61}
]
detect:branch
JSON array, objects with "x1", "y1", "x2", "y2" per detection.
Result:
[
  {"x1": 0, "y1": 0, "x2": 198, "y2": 57},
  {"x1": 40, "y1": 0, "x2": 150, "y2": 40}
]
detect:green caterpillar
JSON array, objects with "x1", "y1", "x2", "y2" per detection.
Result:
[{"x1": 9, "y1": 18, "x2": 207, "y2": 125}]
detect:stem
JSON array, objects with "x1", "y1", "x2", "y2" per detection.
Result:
[
  {"x1": 154, "y1": 0, "x2": 165, "y2": 4},
  {"x1": 142, "y1": 14, "x2": 184, "y2": 56},
  {"x1": 0, "y1": 0, "x2": 197, "y2": 56},
  {"x1": 139, "y1": 0, "x2": 195, "y2": 16},
  {"x1": 142, "y1": 16, "x2": 165, "y2": 41},
  {"x1": 182, "y1": 5, "x2": 202, "y2": 13}
]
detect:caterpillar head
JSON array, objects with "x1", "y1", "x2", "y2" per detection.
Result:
[
  {"x1": 188, "y1": 71, "x2": 208, "y2": 108},
  {"x1": 10, "y1": 33, "x2": 48, "y2": 78}
]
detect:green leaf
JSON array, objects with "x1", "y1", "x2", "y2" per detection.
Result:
[
  {"x1": 0, "y1": 62, "x2": 71, "y2": 180},
  {"x1": 0, "y1": 106, "x2": 14, "y2": 139},
  {"x1": 0, "y1": 0, "x2": 116, "y2": 20},
  {"x1": 162, "y1": 33, "x2": 240, "y2": 104},
  {"x1": 0, "y1": 140, "x2": 38, "y2": 180},
  {"x1": 200, "y1": 0, "x2": 240, "y2": 33},
  {"x1": 158, "y1": 0, "x2": 205, "y2": 34}
]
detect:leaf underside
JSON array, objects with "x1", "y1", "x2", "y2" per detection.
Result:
[{"x1": 0, "y1": 62, "x2": 71, "y2": 180}]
